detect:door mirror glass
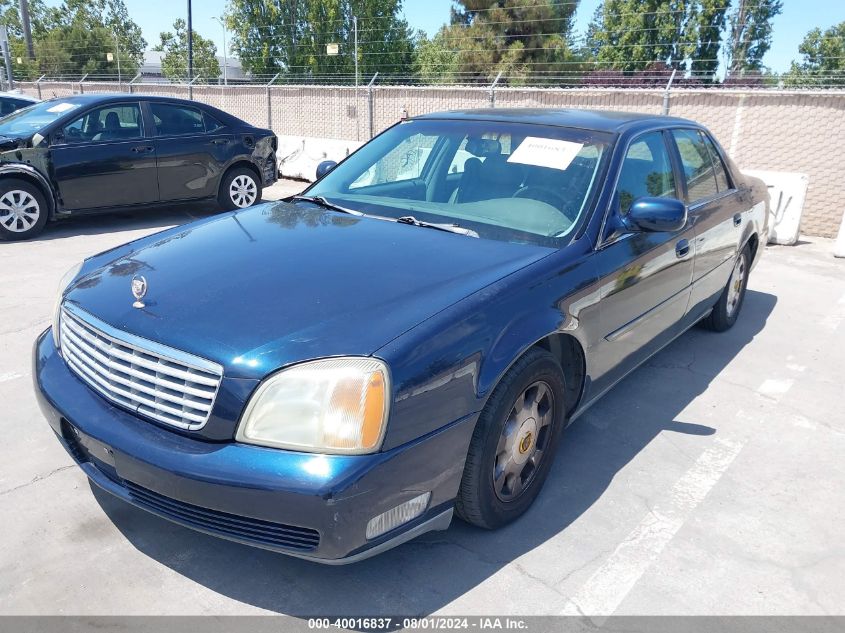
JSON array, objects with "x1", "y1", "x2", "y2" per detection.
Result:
[
  {"x1": 627, "y1": 197, "x2": 687, "y2": 233},
  {"x1": 316, "y1": 160, "x2": 338, "y2": 180}
]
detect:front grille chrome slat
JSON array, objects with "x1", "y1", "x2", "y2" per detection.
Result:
[{"x1": 60, "y1": 304, "x2": 223, "y2": 430}]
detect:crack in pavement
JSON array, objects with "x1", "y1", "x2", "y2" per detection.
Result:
[{"x1": 0, "y1": 464, "x2": 75, "y2": 497}]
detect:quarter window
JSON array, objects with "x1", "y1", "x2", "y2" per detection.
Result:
[
  {"x1": 616, "y1": 132, "x2": 677, "y2": 214},
  {"x1": 672, "y1": 129, "x2": 719, "y2": 203},
  {"x1": 150, "y1": 103, "x2": 206, "y2": 136},
  {"x1": 60, "y1": 104, "x2": 143, "y2": 143}
]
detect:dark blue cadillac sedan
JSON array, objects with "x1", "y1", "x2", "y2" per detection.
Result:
[{"x1": 34, "y1": 109, "x2": 768, "y2": 563}]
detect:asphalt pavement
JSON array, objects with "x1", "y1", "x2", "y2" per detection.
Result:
[{"x1": 1, "y1": 189, "x2": 843, "y2": 616}]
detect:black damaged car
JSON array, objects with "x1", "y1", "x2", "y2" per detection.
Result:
[{"x1": 0, "y1": 94, "x2": 278, "y2": 241}]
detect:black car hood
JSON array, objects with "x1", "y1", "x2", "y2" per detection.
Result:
[{"x1": 66, "y1": 202, "x2": 553, "y2": 379}]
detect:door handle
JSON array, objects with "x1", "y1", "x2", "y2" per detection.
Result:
[
  {"x1": 211, "y1": 138, "x2": 230, "y2": 145},
  {"x1": 131, "y1": 145, "x2": 154, "y2": 153},
  {"x1": 675, "y1": 239, "x2": 690, "y2": 258},
  {"x1": 733, "y1": 213, "x2": 742, "y2": 227}
]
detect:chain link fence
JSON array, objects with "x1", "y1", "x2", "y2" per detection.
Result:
[{"x1": 13, "y1": 80, "x2": 845, "y2": 238}]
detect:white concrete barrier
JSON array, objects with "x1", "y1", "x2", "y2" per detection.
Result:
[
  {"x1": 743, "y1": 170, "x2": 809, "y2": 246},
  {"x1": 834, "y1": 211, "x2": 845, "y2": 258},
  {"x1": 277, "y1": 136, "x2": 363, "y2": 182}
]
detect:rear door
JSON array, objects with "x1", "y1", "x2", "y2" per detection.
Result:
[
  {"x1": 669, "y1": 128, "x2": 745, "y2": 316},
  {"x1": 590, "y1": 130, "x2": 695, "y2": 393},
  {"x1": 148, "y1": 102, "x2": 235, "y2": 202},
  {"x1": 51, "y1": 102, "x2": 159, "y2": 210}
]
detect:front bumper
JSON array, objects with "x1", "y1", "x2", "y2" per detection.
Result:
[{"x1": 34, "y1": 330, "x2": 476, "y2": 563}]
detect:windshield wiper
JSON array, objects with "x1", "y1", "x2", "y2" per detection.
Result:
[
  {"x1": 291, "y1": 195, "x2": 364, "y2": 216},
  {"x1": 396, "y1": 216, "x2": 479, "y2": 238}
]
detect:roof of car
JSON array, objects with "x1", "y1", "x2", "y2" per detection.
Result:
[
  {"x1": 37, "y1": 92, "x2": 250, "y2": 127},
  {"x1": 41, "y1": 93, "x2": 199, "y2": 106},
  {"x1": 0, "y1": 91, "x2": 39, "y2": 101},
  {"x1": 413, "y1": 108, "x2": 698, "y2": 133}
]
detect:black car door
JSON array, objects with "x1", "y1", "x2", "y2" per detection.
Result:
[
  {"x1": 589, "y1": 130, "x2": 695, "y2": 394},
  {"x1": 669, "y1": 128, "x2": 747, "y2": 316},
  {"x1": 51, "y1": 102, "x2": 159, "y2": 210},
  {"x1": 148, "y1": 102, "x2": 235, "y2": 202}
]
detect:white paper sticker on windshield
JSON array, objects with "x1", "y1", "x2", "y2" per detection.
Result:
[
  {"x1": 507, "y1": 137, "x2": 584, "y2": 171},
  {"x1": 46, "y1": 102, "x2": 78, "y2": 113}
]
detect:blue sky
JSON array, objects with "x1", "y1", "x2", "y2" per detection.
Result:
[{"x1": 45, "y1": 0, "x2": 844, "y2": 74}]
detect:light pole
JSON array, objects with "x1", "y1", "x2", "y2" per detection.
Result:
[
  {"x1": 213, "y1": 16, "x2": 227, "y2": 85},
  {"x1": 187, "y1": 0, "x2": 193, "y2": 86}
]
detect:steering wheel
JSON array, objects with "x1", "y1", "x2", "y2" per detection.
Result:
[
  {"x1": 512, "y1": 185, "x2": 568, "y2": 211},
  {"x1": 66, "y1": 127, "x2": 81, "y2": 139}
]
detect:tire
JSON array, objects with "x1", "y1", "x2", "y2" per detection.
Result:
[
  {"x1": 701, "y1": 244, "x2": 751, "y2": 332},
  {"x1": 218, "y1": 167, "x2": 262, "y2": 211},
  {"x1": 0, "y1": 178, "x2": 49, "y2": 241},
  {"x1": 456, "y1": 347, "x2": 567, "y2": 529}
]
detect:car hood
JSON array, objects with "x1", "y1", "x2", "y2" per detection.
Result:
[{"x1": 65, "y1": 202, "x2": 553, "y2": 379}]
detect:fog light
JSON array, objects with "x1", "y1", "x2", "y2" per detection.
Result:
[{"x1": 365, "y1": 492, "x2": 431, "y2": 540}]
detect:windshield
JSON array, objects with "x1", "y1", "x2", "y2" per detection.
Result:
[
  {"x1": 306, "y1": 119, "x2": 611, "y2": 246},
  {"x1": 0, "y1": 100, "x2": 81, "y2": 137}
]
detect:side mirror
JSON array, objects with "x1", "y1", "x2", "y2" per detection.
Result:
[
  {"x1": 316, "y1": 160, "x2": 337, "y2": 180},
  {"x1": 627, "y1": 197, "x2": 687, "y2": 233}
]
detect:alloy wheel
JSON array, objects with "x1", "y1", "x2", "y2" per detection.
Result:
[
  {"x1": 726, "y1": 253, "x2": 746, "y2": 317},
  {"x1": 493, "y1": 380, "x2": 555, "y2": 502},
  {"x1": 229, "y1": 175, "x2": 257, "y2": 208},
  {"x1": 0, "y1": 190, "x2": 41, "y2": 233}
]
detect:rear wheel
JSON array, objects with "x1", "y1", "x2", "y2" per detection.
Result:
[
  {"x1": 0, "y1": 178, "x2": 48, "y2": 241},
  {"x1": 456, "y1": 348, "x2": 566, "y2": 529},
  {"x1": 701, "y1": 244, "x2": 750, "y2": 332},
  {"x1": 218, "y1": 167, "x2": 262, "y2": 210}
]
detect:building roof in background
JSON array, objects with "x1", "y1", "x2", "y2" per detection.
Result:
[{"x1": 140, "y1": 51, "x2": 247, "y2": 82}]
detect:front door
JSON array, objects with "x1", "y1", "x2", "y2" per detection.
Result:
[
  {"x1": 590, "y1": 130, "x2": 695, "y2": 394},
  {"x1": 51, "y1": 102, "x2": 159, "y2": 210}
]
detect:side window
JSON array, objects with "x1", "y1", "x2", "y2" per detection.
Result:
[
  {"x1": 671, "y1": 129, "x2": 719, "y2": 203},
  {"x1": 616, "y1": 132, "x2": 677, "y2": 214},
  {"x1": 150, "y1": 103, "x2": 206, "y2": 136},
  {"x1": 61, "y1": 104, "x2": 143, "y2": 143},
  {"x1": 204, "y1": 112, "x2": 224, "y2": 132},
  {"x1": 349, "y1": 132, "x2": 438, "y2": 189},
  {"x1": 0, "y1": 100, "x2": 17, "y2": 117},
  {"x1": 700, "y1": 132, "x2": 731, "y2": 192}
]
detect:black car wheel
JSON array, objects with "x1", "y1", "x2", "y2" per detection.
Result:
[
  {"x1": 701, "y1": 244, "x2": 751, "y2": 332},
  {"x1": 0, "y1": 178, "x2": 48, "y2": 241},
  {"x1": 456, "y1": 347, "x2": 566, "y2": 529},
  {"x1": 218, "y1": 167, "x2": 262, "y2": 210}
]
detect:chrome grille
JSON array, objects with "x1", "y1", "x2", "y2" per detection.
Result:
[{"x1": 59, "y1": 304, "x2": 223, "y2": 430}]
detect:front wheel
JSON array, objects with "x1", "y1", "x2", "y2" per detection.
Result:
[
  {"x1": 0, "y1": 178, "x2": 49, "y2": 241},
  {"x1": 218, "y1": 167, "x2": 262, "y2": 210},
  {"x1": 701, "y1": 244, "x2": 750, "y2": 332},
  {"x1": 456, "y1": 347, "x2": 566, "y2": 529}
]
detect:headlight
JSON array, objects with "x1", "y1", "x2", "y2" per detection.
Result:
[
  {"x1": 236, "y1": 357, "x2": 390, "y2": 454},
  {"x1": 52, "y1": 261, "x2": 84, "y2": 352}
]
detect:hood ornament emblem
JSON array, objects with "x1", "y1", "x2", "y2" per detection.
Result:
[{"x1": 131, "y1": 275, "x2": 147, "y2": 309}]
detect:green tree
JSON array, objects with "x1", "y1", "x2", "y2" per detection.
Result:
[
  {"x1": 587, "y1": 0, "x2": 685, "y2": 73},
  {"x1": 414, "y1": 28, "x2": 459, "y2": 84},
  {"x1": 680, "y1": 0, "x2": 728, "y2": 80},
  {"x1": 226, "y1": 0, "x2": 415, "y2": 81},
  {"x1": 439, "y1": 0, "x2": 580, "y2": 85},
  {"x1": 2, "y1": 0, "x2": 145, "y2": 80},
  {"x1": 153, "y1": 19, "x2": 221, "y2": 82},
  {"x1": 784, "y1": 21, "x2": 845, "y2": 87},
  {"x1": 725, "y1": 0, "x2": 782, "y2": 75}
]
